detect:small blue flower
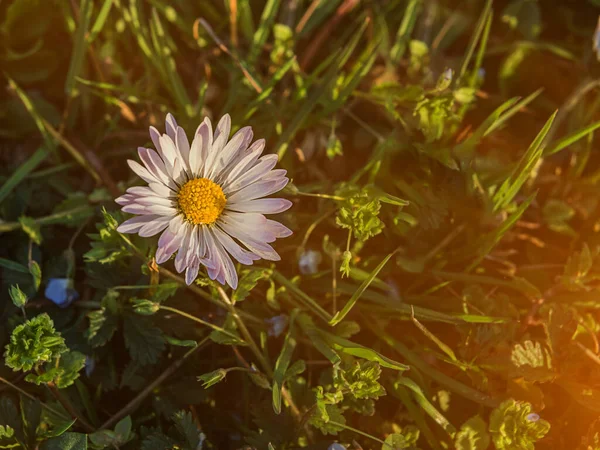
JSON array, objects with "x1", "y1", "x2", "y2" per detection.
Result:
[
  {"x1": 266, "y1": 315, "x2": 288, "y2": 337},
  {"x1": 44, "y1": 278, "x2": 79, "y2": 308},
  {"x1": 85, "y1": 356, "x2": 95, "y2": 377},
  {"x1": 298, "y1": 249, "x2": 322, "y2": 275},
  {"x1": 478, "y1": 67, "x2": 486, "y2": 79},
  {"x1": 526, "y1": 413, "x2": 540, "y2": 422},
  {"x1": 328, "y1": 444, "x2": 346, "y2": 450}
]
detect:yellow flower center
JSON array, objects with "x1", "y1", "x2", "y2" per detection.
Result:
[{"x1": 177, "y1": 178, "x2": 226, "y2": 225}]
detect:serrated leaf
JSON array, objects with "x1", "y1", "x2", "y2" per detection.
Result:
[
  {"x1": 86, "y1": 308, "x2": 118, "y2": 348},
  {"x1": 455, "y1": 415, "x2": 490, "y2": 450},
  {"x1": 172, "y1": 410, "x2": 202, "y2": 450},
  {"x1": 232, "y1": 269, "x2": 269, "y2": 302},
  {"x1": 382, "y1": 425, "x2": 420, "y2": 449},
  {"x1": 489, "y1": 400, "x2": 550, "y2": 450},
  {"x1": 5, "y1": 313, "x2": 67, "y2": 372},
  {"x1": 511, "y1": 340, "x2": 554, "y2": 382},
  {"x1": 123, "y1": 315, "x2": 165, "y2": 366},
  {"x1": 40, "y1": 432, "x2": 87, "y2": 450}
]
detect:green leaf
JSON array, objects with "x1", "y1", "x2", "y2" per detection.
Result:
[
  {"x1": 198, "y1": 369, "x2": 228, "y2": 389},
  {"x1": 172, "y1": 410, "x2": 203, "y2": 450},
  {"x1": 382, "y1": 425, "x2": 420, "y2": 449},
  {"x1": 26, "y1": 351, "x2": 86, "y2": 389},
  {"x1": 18, "y1": 216, "x2": 42, "y2": 245},
  {"x1": 510, "y1": 340, "x2": 554, "y2": 382},
  {"x1": 86, "y1": 307, "x2": 118, "y2": 348},
  {"x1": 232, "y1": 268, "x2": 269, "y2": 302},
  {"x1": 29, "y1": 260, "x2": 42, "y2": 291},
  {"x1": 4, "y1": 313, "x2": 67, "y2": 372},
  {"x1": 309, "y1": 403, "x2": 346, "y2": 435},
  {"x1": 40, "y1": 432, "x2": 87, "y2": 450},
  {"x1": 335, "y1": 184, "x2": 384, "y2": 242},
  {"x1": 489, "y1": 400, "x2": 550, "y2": 450},
  {"x1": 455, "y1": 415, "x2": 490, "y2": 450},
  {"x1": 330, "y1": 251, "x2": 395, "y2": 326},
  {"x1": 209, "y1": 314, "x2": 246, "y2": 346},
  {"x1": 9, "y1": 285, "x2": 27, "y2": 308},
  {"x1": 113, "y1": 416, "x2": 133, "y2": 443},
  {"x1": 123, "y1": 315, "x2": 165, "y2": 366},
  {"x1": 0, "y1": 258, "x2": 29, "y2": 273}
]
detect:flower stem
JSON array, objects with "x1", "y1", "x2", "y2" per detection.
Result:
[{"x1": 159, "y1": 305, "x2": 245, "y2": 343}]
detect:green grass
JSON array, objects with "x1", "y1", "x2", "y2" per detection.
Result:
[{"x1": 2, "y1": 0, "x2": 600, "y2": 449}]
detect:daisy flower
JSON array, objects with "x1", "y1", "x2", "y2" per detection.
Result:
[{"x1": 116, "y1": 113, "x2": 292, "y2": 289}]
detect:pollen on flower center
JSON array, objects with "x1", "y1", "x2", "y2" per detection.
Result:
[{"x1": 177, "y1": 178, "x2": 226, "y2": 225}]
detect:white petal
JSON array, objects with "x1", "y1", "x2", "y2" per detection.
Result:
[
  {"x1": 266, "y1": 219, "x2": 293, "y2": 238},
  {"x1": 227, "y1": 177, "x2": 289, "y2": 204},
  {"x1": 221, "y1": 139, "x2": 266, "y2": 185},
  {"x1": 117, "y1": 215, "x2": 161, "y2": 234},
  {"x1": 223, "y1": 154, "x2": 278, "y2": 194},
  {"x1": 156, "y1": 231, "x2": 178, "y2": 263},
  {"x1": 213, "y1": 126, "x2": 252, "y2": 182},
  {"x1": 145, "y1": 203, "x2": 178, "y2": 216},
  {"x1": 135, "y1": 195, "x2": 176, "y2": 207},
  {"x1": 176, "y1": 126, "x2": 191, "y2": 172},
  {"x1": 138, "y1": 147, "x2": 174, "y2": 188},
  {"x1": 149, "y1": 182, "x2": 175, "y2": 197},
  {"x1": 227, "y1": 198, "x2": 292, "y2": 214},
  {"x1": 212, "y1": 226, "x2": 259, "y2": 265},
  {"x1": 204, "y1": 114, "x2": 231, "y2": 179},
  {"x1": 205, "y1": 228, "x2": 238, "y2": 288},
  {"x1": 139, "y1": 217, "x2": 170, "y2": 237},
  {"x1": 218, "y1": 217, "x2": 281, "y2": 261},
  {"x1": 115, "y1": 193, "x2": 135, "y2": 206},
  {"x1": 174, "y1": 223, "x2": 194, "y2": 273},
  {"x1": 122, "y1": 204, "x2": 150, "y2": 215},
  {"x1": 127, "y1": 160, "x2": 158, "y2": 184},
  {"x1": 185, "y1": 258, "x2": 200, "y2": 285},
  {"x1": 165, "y1": 113, "x2": 178, "y2": 141},
  {"x1": 158, "y1": 134, "x2": 178, "y2": 172},
  {"x1": 149, "y1": 126, "x2": 162, "y2": 153}
]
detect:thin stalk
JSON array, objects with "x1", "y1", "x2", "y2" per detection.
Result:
[{"x1": 160, "y1": 305, "x2": 245, "y2": 342}]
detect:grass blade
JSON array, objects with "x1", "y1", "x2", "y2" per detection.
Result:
[
  {"x1": 390, "y1": 0, "x2": 421, "y2": 64},
  {"x1": 272, "y1": 312, "x2": 297, "y2": 414},
  {"x1": 330, "y1": 251, "x2": 395, "y2": 326},
  {"x1": 248, "y1": 0, "x2": 281, "y2": 64},
  {"x1": 492, "y1": 111, "x2": 557, "y2": 212},
  {"x1": 323, "y1": 332, "x2": 409, "y2": 371},
  {"x1": 545, "y1": 119, "x2": 600, "y2": 156},
  {"x1": 65, "y1": 0, "x2": 93, "y2": 96},
  {"x1": 457, "y1": 0, "x2": 492, "y2": 83},
  {"x1": 394, "y1": 377, "x2": 456, "y2": 435},
  {"x1": 88, "y1": 0, "x2": 113, "y2": 43},
  {"x1": 0, "y1": 148, "x2": 48, "y2": 205}
]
